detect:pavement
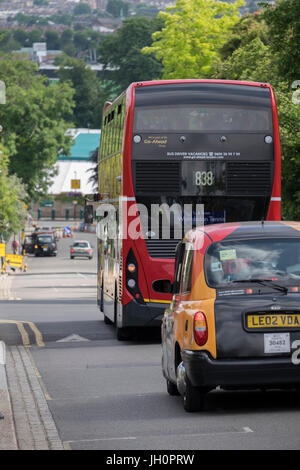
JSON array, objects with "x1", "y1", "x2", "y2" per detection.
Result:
[
  {"x1": 0, "y1": 221, "x2": 83, "y2": 450},
  {"x1": 0, "y1": 271, "x2": 64, "y2": 451}
]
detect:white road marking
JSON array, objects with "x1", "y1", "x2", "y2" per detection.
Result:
[
  {"x1": 56, "y1": 334, "x2": 90, "y2": 343},
  {"x1": 63, "y1": 427, "x2": 254, "y2": 446}
]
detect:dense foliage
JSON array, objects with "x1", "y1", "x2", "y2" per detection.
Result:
[
  {"x1": 0, "y1": 54, "x2": 74, "y2": 206},
  {"x1": 142, "y1": 0, "x2": 300, "y2": 219},
  {"x1": 0, "y1": 0, "x2": 299, "y2": 235}
]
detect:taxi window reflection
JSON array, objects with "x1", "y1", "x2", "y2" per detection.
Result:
[{"x1": 205, "y1": 239, "x2": 300, "y2": 287}]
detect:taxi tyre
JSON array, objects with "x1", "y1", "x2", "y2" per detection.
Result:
[
  {"x1": 166, "y1": 379, "x2": 180, "y2": 396},
  {"x1": 183, "y1": 376, "x2": 206, "y2": 412}
]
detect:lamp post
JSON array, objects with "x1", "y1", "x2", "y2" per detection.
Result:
[{"x1": 72, "y1": 200, "x2": 78, "y2": 220}]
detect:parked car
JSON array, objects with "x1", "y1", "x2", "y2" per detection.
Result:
[
  {"x1": 70, "y1": 240, "x2": 93, "y2": 259},
  {"x1": 33, "y1": 232, "x2": 57, "y2": 257},
  {"x1": 22, "y1": 235, "x2": 34, "y2": 254},
  {"x1": 160, "y1": 221, "x2": 300, "y2": 411}
]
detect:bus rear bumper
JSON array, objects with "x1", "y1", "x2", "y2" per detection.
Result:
[{"x1": 122, "y1": 299, "x2": 168, "y2": 328}]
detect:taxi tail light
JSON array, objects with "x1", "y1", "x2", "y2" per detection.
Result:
[
  {"x1": 70, "y1": 248, "x2": 74, "y2": 253},
  {"x1": 193, "y1": 312, "x2": 208, "y2": 346},
  {"x1": 87, "y1": 249, "x2": 91, "y2": 253}
]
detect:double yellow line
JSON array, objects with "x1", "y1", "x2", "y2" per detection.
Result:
[{"x1": 0, "y1": 320, "x2": 45, "y2": 347}]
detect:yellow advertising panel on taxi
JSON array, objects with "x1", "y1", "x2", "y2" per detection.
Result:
[{"x1": 160, "y1": 221, "x2": 300, "y2": 412}]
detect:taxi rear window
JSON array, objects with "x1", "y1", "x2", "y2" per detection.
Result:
[{"x1": 205, "y1": 238, "x2": 300, "y2": 288}]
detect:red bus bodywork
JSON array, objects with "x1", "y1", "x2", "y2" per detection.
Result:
[{"x1": 98, "y1": 80, "x2": 281, "y2": 338}]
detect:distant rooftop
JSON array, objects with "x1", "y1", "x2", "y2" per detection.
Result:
[
  {"x1": 59, "y1": 129, "x2": 101, "y2": 161},
  {"x1": 48, "y1": 128, "x2": 101, "y2": 195}
]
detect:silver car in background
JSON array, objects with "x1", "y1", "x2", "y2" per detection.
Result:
[{"x1": 70, "y1": 240, "x2": 93, "y2": 259}]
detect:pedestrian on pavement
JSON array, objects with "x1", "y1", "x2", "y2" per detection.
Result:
[{"x1": 11, "y1": 239, "x2": 19, "y2": 254}]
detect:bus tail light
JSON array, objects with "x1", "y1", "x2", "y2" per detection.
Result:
[
  {"x1": 127, "y1": 263, "x2": 136, "y2": 273},
  {"x1": 126, "y1": 249, "x2": 145, "y2": 304},
  {"x1": 193, "y1": 312, "x2": 208, "y2": 346}
]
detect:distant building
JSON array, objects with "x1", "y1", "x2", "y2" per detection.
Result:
[
  {"x1": 49, "y1": 128, "x2": 100, "y2": 196},
  {"x1": 14, "y1": 42, "x2": 62, "y2": 65},
  {"x1": 33, "y1": 129, "x2": 100, "y2": 220}
]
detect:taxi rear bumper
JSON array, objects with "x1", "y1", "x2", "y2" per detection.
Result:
[{"x1": 182, "y1": 350, "x2": 300, "y2": 389}]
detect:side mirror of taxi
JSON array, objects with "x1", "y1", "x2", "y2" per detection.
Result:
[{"x1": 152, "y1": 279, "x2": 173, "y2": 294}]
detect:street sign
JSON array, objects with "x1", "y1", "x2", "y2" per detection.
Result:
[
  {"x1": 5, "y1": 253, "x2": 23, "y2": 268},
  {"x1": 71, "y1": 179, "x2": 81, "y2": 189},
  {"x1": 0, "y1": 243, "x2": 5, "y2": 257},
  {"x1": 40, "y1": 200, "x2": 54, "y2": 207}
]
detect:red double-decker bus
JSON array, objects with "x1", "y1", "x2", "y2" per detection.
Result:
[{"x1": 96, "y1": 79, "x2": 281, "y2": 340}]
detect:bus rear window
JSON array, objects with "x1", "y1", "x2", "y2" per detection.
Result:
[{"x1": 133, "y1": 105, "x2": 272, "y2": 132}]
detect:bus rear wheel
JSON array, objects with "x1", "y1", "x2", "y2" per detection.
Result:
[{"x1": 116, "y1": 326, "x2": 130, "y2": 341}]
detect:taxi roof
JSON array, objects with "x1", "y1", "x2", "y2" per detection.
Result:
[{"x1": 185, "y1": 221, "x2": 300, "y2": 246}]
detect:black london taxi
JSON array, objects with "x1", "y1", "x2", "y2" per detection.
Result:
[
  {"x1": 160, "y1": 221, "x2": 300, "y2": 411},
  {"x1": 33, "y1": 231, "x2": 57, "y2": 257}
]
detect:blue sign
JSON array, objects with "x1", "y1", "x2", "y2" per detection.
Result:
[{"x1": 204, "y1": 211, "x2": 226, "y2": 225}]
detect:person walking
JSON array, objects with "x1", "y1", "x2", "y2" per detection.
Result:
[{"x1": 11, "y1": 239, "x2": 19, "y2": 254}]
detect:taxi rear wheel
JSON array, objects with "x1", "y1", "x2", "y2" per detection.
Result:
[
  {"x1": 183, "y1": 376, "x2": 205, "y2": 412},
  {"x1": 166, "y1": 379, "x2": 180, "y2": 396}
]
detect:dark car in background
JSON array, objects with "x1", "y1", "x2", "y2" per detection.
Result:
[
  {"x1": 33, "y1": 232, "x2": 57, "y2": 257},
  {"x1": 22, "y1": 235, "x2": 34, "y2": 254}
]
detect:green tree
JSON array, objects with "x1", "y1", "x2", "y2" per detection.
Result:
[
  {"x1": 27, "y1": 29, "x2": 43, "y2": 45},
  {"x1": 74, "y1": 2, "x2": 92, "y2": 15},
  {"x1": 0, "y1": 54, "x2": 74, "y2": 200},
  {"x1": 98, "y1": 16, "x2": 164, "y2": 92},
  {"x1": 142, "y1": 0, "x2": 244, "y2": 79},
  {"x1": 45, "y1": 30, "x2": 61, "y2": 50},
  {"x1": 60, "y1": 29, "x2": 76, "y2": 56},
  {"x1": 34, "y1": 0, "x2": 49, "y2": 5},
  {"x1": 0, "y1": 144, "x2": 28, "y2": 236},
  {"x1": 275, "y1": 85, "x2": 300, "y2": 219},
  {"x1": 13, "y1": 29, "x2": 28, "y2": 47},
  {"x1": 263, "y1": 0, "x2": 300, "y2": 83},
  {"x1": 106, "y1": 0, "x2": 130, "y2": 17},
  {"x1": 210, "y1": 10, "x2": 300, "y2": 220},
  {"x1": 57, "y1": 55, "x2": 105, "y2": 128},
  {"x1": 218, "y1": 12, "x2": 270, "y2": 61}
]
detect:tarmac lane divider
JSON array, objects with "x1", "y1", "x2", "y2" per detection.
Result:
[{"x1": 0, "y1": 320, "x2": 45, "y2": 348}]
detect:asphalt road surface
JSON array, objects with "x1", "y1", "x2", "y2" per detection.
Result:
[{"x1": 1, "y1": 221, "x2": 300, "y2": 451}]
